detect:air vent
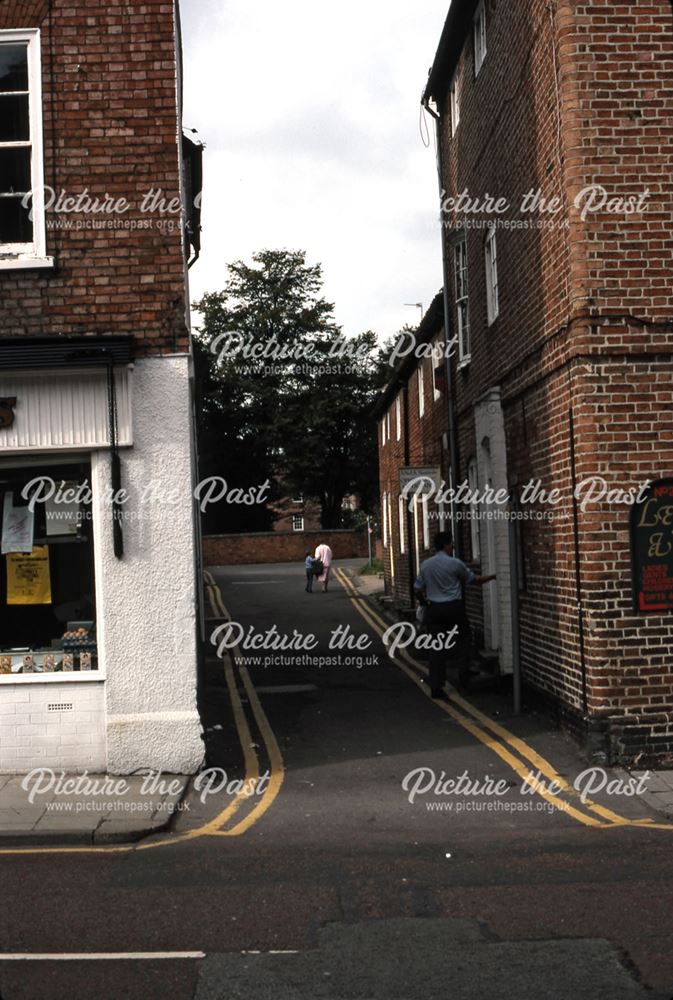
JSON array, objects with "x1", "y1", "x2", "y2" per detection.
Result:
[{"x1": 47, "y1": 703, "x2": 73, "y2": 712}]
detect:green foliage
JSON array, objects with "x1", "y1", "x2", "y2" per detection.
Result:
[{"x1": 193, "y1": 250, "x2": 382, "y2": 533}]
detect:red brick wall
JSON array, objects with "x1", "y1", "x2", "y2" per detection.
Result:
[
  {"x1": 0, "y1": 0, "x2": 189, "y2": 354},
  {"x1": 203, "y1": 530, "x2": 368, "y2": 567},
  {"x1": 412, "y1": 0, "x2": 673, "y2": 761}
]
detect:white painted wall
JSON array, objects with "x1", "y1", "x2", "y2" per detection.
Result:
[
  {"x1": 92, "y1": 356, "x2": 204, "y2": 774},
  {"x1": 0, "y1": 680, "x2": 106, "y2": 773},
  {"x1": 474, "y1": 388, "x2": 513, "y2": 673}
]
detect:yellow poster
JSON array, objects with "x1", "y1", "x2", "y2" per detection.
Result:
[{"x1": 6, "y1": 546, "x2": 52, "y2": 605}]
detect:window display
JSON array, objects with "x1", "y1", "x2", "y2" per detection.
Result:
[{"x1": 0, "y1": 459, "x2": 98, "y2": 675}]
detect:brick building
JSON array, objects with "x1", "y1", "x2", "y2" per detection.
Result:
[
  {"x1": 0, "y1": 1, "x2": 205, "y2": 773},
  {"x1": 376, "y1": 0, "x2": 673, "y2": 763}
]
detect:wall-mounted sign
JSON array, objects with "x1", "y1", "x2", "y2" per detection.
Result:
[
  {"x1": 630, "y1": 479, "x2": 673, "y2": 613},
  {"x1": 0, "y1": 398, "x2": 16, "y2": 430},
  {"x1": 399, "y1": 467, "x2": 442, "y2": 499}
]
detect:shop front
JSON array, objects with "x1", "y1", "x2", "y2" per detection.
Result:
[{"x1": 0, "y1": 337, "x2": 204, "y2": 774}]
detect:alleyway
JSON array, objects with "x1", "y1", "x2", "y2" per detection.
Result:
[{"x1": 1, "y1": 561, "x2": 671, "y2": 1000}]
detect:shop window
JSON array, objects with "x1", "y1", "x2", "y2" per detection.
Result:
[
  {"x1": 0, "y1": 30, "x2": 52, "y2": 270},
  {"x1": 0, "y1": 460, "x2": 97, "y2": 675}
]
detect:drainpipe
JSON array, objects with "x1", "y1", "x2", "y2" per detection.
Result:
[
  {"x1": 424, "y1": 99, "x2": 462, "y2": 558},
  {"x1": 569, "y1": 406, "x2": 588, "y2": 715}
]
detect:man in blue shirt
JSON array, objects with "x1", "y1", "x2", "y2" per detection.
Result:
[
  {"x1": 414, "y1": 531, "x2": 496, "y2": 698},
  {"x1": 304, "y1": 552, "x2": 315, "y2": 593}
]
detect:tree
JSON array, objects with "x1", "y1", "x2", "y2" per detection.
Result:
[{"x1": 193, "y1": 250, "x2": 383, "y2": 532}]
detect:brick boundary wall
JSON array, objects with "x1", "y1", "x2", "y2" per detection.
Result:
[{"x1": 203, "y1": 530, "x2": 369, "y2": 566}]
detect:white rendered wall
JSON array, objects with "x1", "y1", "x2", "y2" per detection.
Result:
[
  {"x1": 92, "y1": 356, "x2": 204, "y2": 774},
  {"x1": 474, "y1": 388, "x2": 513, "y2": 673}
]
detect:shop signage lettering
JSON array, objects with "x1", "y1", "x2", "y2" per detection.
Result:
[
  {"x1": 630, "y1": 479, "x2": 673, "y2": 613},
  {"x1": 0, "y1": 397, "x2": 16, "y2": 430}
]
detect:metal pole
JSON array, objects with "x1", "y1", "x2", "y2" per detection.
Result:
[{"x1": 367, "y1": 516, "x2": 372, "y2": 567}]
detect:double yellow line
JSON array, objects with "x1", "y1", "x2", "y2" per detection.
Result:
[
  {"x1": 334, "y1": 568, "x2": 672, "y2": 831},
  {"x1": 0, "y1": 578, "x2": 284, "y2": 856}
]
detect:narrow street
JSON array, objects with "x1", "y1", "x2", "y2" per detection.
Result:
[{"x1": 0, "y1": 561, "x2": 671, "y2": 999}]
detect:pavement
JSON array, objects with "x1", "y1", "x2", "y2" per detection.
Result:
[{"x1": 0, "y1": 772, "x2": 189, "y2": 844}]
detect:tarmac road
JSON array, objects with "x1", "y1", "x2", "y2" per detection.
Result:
[{"x1": 0, "y1": 559, "x2": 671, "y2": 1000}]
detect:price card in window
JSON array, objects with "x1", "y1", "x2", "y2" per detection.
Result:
[
  {"x1": 1, "y1": 492, "x2": 35, "y2": 555},
  {"x1": 6, "y1": 545, "x2": 52, "y2": 605}
]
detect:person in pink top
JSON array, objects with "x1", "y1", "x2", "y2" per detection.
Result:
[{"x1": 314, "y1": 542, "x2": 333, "y2": 592}]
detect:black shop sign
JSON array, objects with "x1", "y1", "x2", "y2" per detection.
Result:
[{"x1": 630, "y1": 479, "x2": 673, "y2": 613}]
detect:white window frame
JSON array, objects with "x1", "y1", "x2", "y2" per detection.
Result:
[
  {"x1": 421, "y1": 495, "x2": 430, "y2": 551},
  {"x1": 381, "y1": 418, "x2": 386, "y2": 447},
  {"x1": 398, "y1": 494, "x2": 406, "y2": 554},
  {"x1": 454, "y1": 238, "x2": 471, "y2": 365},
  {"x1": 485, "y1": 227, "x2": 499, "y2": 325},
  {"x1": 382, "y1": 491, "x2": 388, "y2": 548},
  {"x1": 292, "y1": 515, "x2": 304, "y2": 532},
  {"x1": 0, "y1": 29, "x2": 52, "y2": 270},
  {"x1": 413, "y1": 499, "x2": 421, "y2": 575},
  {"x1": 395, "y1": 394, "x2": 401, "y2": 441},
  {"x1": 450, "y1": 68, "x2": 460, "y2": 136},
  {"x1": 473, "y1": 0, "x2": 487, "y2": 77},
  {"x1": 467, "y1": 457, "x2": 480, "y2": 560},
  {"x1": 417, "y1": 365, "x2": 425, "y2": 418},
  {"x1": 386, "y1": 408, "x2": 391, "y2": 443},
  {"x1": 432, "y1": 339, "x2": 442, "y2": 402}
]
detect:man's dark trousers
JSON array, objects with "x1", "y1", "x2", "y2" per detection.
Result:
[{"x1": 425, "y1": 600, "x2": 470, "y2": 689}]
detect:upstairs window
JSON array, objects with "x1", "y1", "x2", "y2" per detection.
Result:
[
  {"x1": 432, "y1": 340, "x2": 443, "y2": 401},
  {"x1": 395, "y1": 394, "x2": 401, "y2": 440},
  {"x1": 454, "y1": 239, "x2": 471, "y2": 364},
  {"x1": 474, "y1": 1, "x2": 487, "y2": 76},
  {"x1": 292, "y1": 515, "x2": 304, "y2": 532},
  {"x1": 0, "y1": 30, "x2": 51, "y2": 269},
  {"x1": 485, "y1": 228, "x2": 499, "y2": 325},
  {"x1": 450, "y1": 69, "x2": 460, "y2": 136},
  {"x1": 417, "y1": 365, "x2": 425, "y2": 418}
]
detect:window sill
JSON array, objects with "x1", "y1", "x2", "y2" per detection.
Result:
[
  {"x1": 0, "y1": 671, "x2": 104, "y2": 685},
  {"x1": 0, "y1": 256, "x2": 55, "y2": 272},
  {"x1": 457, "y1": 357, "x2": 471, "y2": 371}
]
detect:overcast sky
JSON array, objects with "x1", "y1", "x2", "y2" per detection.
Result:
[{"x1": 180, "y1": 1, "x2": 448, "y2": 342}]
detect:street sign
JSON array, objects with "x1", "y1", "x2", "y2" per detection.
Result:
[{"x1": 630, "y1": 478, "x2": 673, "y2": 613}]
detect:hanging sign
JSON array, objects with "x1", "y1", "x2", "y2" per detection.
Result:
[
  {"x1": 6, "y1": 546, "x2": 52, "y2": 606},
  {"x1": 630, "y1": 479, "x2": 673, "y2": 613},
  {"x1": 1, "y1": 493, "x2": 35, "y2": 555}
]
